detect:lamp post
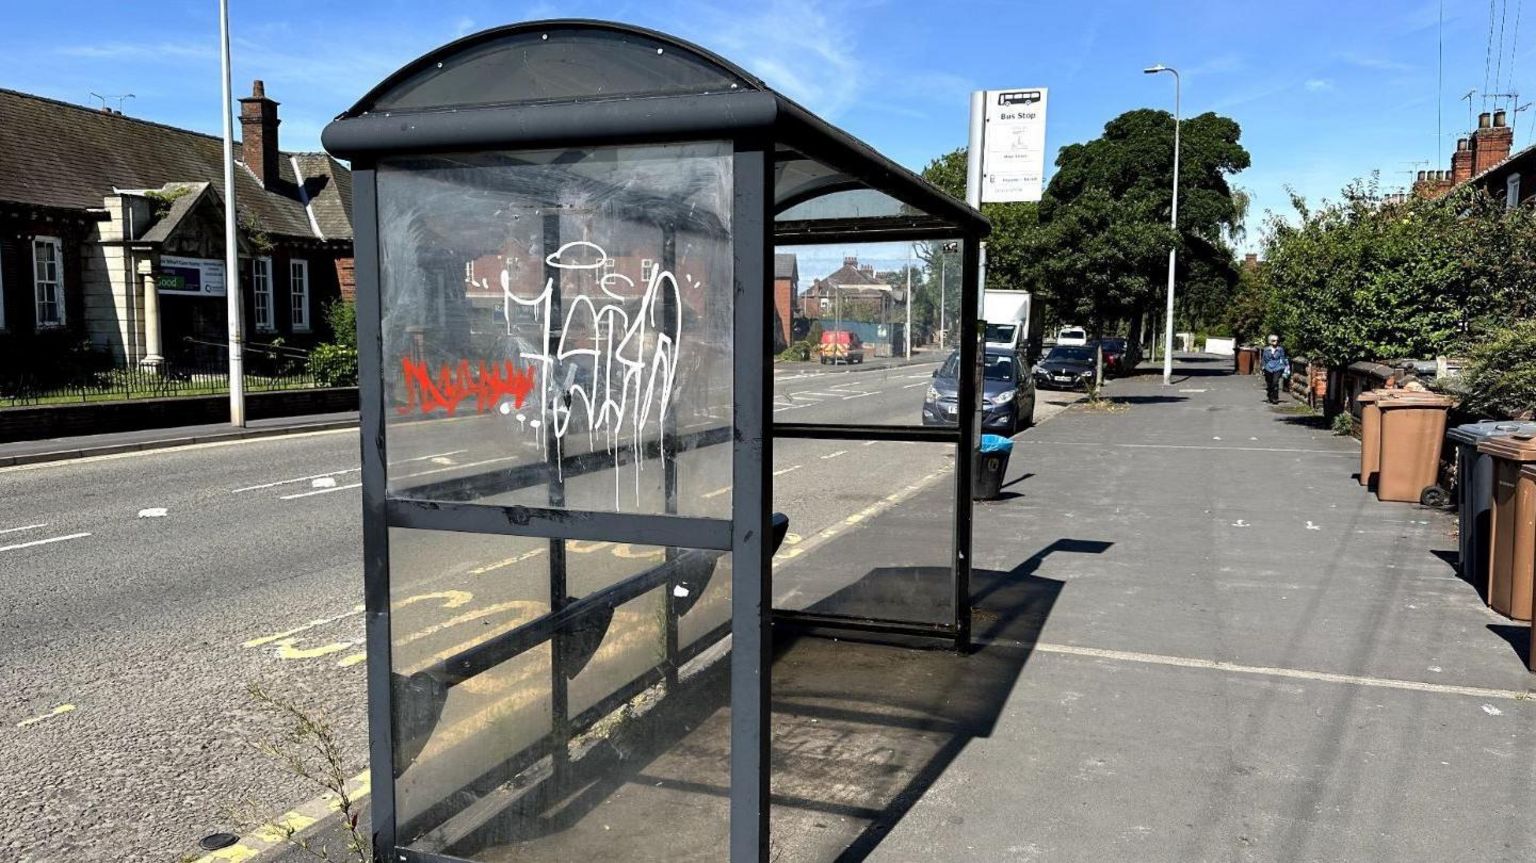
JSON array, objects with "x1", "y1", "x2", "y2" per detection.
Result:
[
  {"x1": 1144, "y1": 63, "x2": 1180, "y2": 385},
  {"x1": 220, "y1": 0, "x2": 245, "y2": 425},
  {"x1": 939, "y1": 241, "x2": 958, "y2": 350}
]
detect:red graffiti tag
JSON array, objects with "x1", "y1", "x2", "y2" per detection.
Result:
[{"x1": 397, "y1": 357, "x2": 537, "y2": 417}]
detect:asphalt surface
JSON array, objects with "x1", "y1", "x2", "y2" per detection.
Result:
[{"x1": 0, "y1": 359, "x2": 1078, "y2": 862}]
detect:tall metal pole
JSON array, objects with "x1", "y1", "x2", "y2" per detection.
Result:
[
  {"x1": 966, "y1": 91, "x2": 987, "y2": 326},
  {"x1": 939, "y1": 254, "x2": 947, "y2": 351},
  {"x1": 220, "y1": 0, "x2": 245, "y2": 425},
  {"x1": 1145, "y1": 65, "x2": 1181, "y2": 385}
]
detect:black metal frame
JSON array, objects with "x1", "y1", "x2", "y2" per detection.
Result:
[{"x1": 326, "y1": 18, "x2": 987, "y2": 863}]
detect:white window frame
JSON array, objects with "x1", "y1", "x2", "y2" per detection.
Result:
[
  {"x1": 1508, "y1": 173, "x2": 1522, "y2": 210},
  {"x1": 252, "y1": 256, "x2": 275, "y2": 332},
  {"x1": 32, "y1": 236, "x2": 64, "y2": 328},
  {"x1": 640, "y1": 258, "x2": 655, "y2": 282},
  {"x1": 290, "y1": 258, "x2": 311, "y2": 332}
]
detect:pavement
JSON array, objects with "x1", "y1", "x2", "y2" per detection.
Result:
[{"x1": 10, "y1": 354, "x2": 1531, "y2": 862}]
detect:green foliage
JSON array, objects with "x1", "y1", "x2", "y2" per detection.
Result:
[
  {"x1": 308, "y1": 343, "x2": 358, "y2": 388},
  {"x1": 306, "y1": 298, "x2": 359, "y2": 387},
  {"x1": 1454, "y1": 321, "x2": 1536, "y2": 419},
  {"x1": 1225, "y1": 264, "x2": 1276, "y2": 345},
  {"x1": 777, "y1": 339, "x2": 814, "y2": 362},
  {"x1": 1261, "y1": 184, "x2": 1534, "y2": 366},
  {"x1": 1332, "y1": 411, "x2": 1356, "y2": 437}
]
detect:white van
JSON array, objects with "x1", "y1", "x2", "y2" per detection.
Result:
[{"x1": 1055, "y1": 326, "x2": 1088, "y2": 346}]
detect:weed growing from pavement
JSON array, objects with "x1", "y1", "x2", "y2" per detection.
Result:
[
  {"x1": 1331, "y1": 412, "x2": 1355, "y2": 436},
  {"x1": 247, "y1": 684, "x2": 370, "y2": 863}
]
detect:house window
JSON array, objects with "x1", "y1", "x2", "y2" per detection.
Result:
[
  {"x1": 290, "y1": 258, "x2": 310, "y2": 331},
  {"x1": 641, "y1": 258, "x2": 655, "y2": 282},
  {"x1": 252, "y1": 257, "x2": 275, "y2": 332},
  {"x1": 32, "y1": 237, "x2": 64, "y2": 327},
  {"x1": 1507, "y1": 173, "x2": 1522, "y2": 210}
]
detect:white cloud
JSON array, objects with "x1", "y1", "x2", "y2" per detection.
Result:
[
  {"x1": 1304, "y1": 79, "x2": 1333, "y2": 92},
  {"x1": 673, "y1": 0, "x2": 865, "y2": 118}
]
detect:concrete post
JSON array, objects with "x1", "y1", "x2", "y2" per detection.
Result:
[{"x1": 138, "y1": 259, "x2": 164, "y2": 369}]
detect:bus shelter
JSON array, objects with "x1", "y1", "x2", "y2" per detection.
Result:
[{"x1": 324, "y1": 20, "x2": 988, "y2": 862}]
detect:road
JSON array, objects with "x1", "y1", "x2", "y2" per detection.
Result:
[{"x1": 0, "y1": 359, "x2": 1078, "y2": 861}]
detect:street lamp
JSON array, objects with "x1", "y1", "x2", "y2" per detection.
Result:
[
  {"x1": 939, "y1": 241, "x2": 959, "y2": 350},
  {"x1": 1144, "y1": 63, "x2": 1180, "y2": 385}
]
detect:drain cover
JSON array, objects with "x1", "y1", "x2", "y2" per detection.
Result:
[{"x1": 199, "y1": 833, "x2": 239, "y2": 851}]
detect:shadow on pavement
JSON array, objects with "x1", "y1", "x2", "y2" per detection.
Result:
[
  {"x1": 1486, "y1": 624, "x2": 1530, "y2": 666},
  {"x1": 1103, "y1": 395, "x2": 1189, "y2": 406},
  {"x1": 1274, "y1": 412, "x2": 1329, "y2": 430},
  {"x1": 423, "y1": 537, "x2": 1108, "y2": 863}
]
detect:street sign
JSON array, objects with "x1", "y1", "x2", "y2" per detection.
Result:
[
  {"x1": 158, "y1": 255, "x2": 227, "y2": 296},
  {"x1": 980, "y1": 88, "x2": 1048, "y2": 203}
]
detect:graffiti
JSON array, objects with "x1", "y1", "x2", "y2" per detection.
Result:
[{"x1": 398, "y1": 358, "x2": 537, "y2": 418}]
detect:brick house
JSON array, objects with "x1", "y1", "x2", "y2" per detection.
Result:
[
  {"x1": 0, "y1": 82, "x2": 352, "y2": 377},
  {"x1": 1413, "y1": 109, "x2": 1517, "y2": 202},
  {"x1": 800, "y1": 255, "x2": 898, "y2": 323},
  {"x1": 773, "y1": 253, "x2": 799, "y2": 346}
]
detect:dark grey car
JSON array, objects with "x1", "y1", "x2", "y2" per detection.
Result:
[{"x1": 922, "y1": 349, "x2": 1037, "y2": 433}]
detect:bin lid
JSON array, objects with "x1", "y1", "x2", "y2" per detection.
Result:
[
  {"x1": 1376, "y1": 392, "x2": 1456, "y2": 410},
  {"x1": 1356, "y1": 388, "x2": 1399, "y2": 404},
  {"x1": 1476, "y1": 432, "x2": 1536, "y2": 460},
  {"x1": 1448, "y1": 420, "x2": 1536, "y2": 445},
  {"x1": 1523, "y1": 464, "x2": 1536, "y2": 480}
]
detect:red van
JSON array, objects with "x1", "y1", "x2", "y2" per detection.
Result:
[{"x1": 818, "y1": 330, "x2": 865, "y2": 365}]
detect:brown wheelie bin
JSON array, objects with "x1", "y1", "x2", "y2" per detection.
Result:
[
  {"x1": 1375, "y1": 393, "x2": 1455, "y2": 503},
  {"x1": 1356, "y1": 390, "x2": 1390, "y2": 488},
  {"x1": 1523, "y1": 464, "x2": 1536, "y2": 669},
  {"x1": 1478, "y1": 434, "x2": 1536, "y2": 620},
  {"x1": 1235, "y1": 347, "x2": 1257, "y2": 375}
]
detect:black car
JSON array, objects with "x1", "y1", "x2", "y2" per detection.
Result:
[
  {"x1": 922, "y1": 349, "x2": 1037, "y2": 433},
  {"x1": 1033, "y1": 345, "x2": 1098, "y2": 390}
]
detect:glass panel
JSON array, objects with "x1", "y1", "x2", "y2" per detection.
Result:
[
  {"x1": 390, "y1": 528, "x2": 733, "y2": 860},
  {"x1": 377, "y1": 144, "x2": 734, "y2": 515},
  {"x1": 771, "y1": 440, "x2": 955, "y2": 627},
  {"x1": 369, "y1": 27, "x2": 748, "y2": 113},
  {"x1": 774, "y1": 241, "x2": 987, "y2": 428},
  {"x1": 777, "y1": 187, "x2": 916, "y2": 221}
]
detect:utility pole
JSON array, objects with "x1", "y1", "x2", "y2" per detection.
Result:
[
  {"x1": 1145, "y1": 64, "x2": 1181, "y2": 385},
  {"x1": 219, "y1": 0, "x2": 245, "y2": 426}
]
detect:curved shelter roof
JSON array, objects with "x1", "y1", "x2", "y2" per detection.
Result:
[{"x1": 322, "y1": 19, "x2": 987, "y2": 244}]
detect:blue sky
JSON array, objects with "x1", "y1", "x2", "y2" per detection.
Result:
[{"x1": 1, "y1": 0, "x2": 1525, "y2": 271}]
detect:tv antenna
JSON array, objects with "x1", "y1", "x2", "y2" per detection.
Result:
[
  {"x1": 1461, "y1": 89, "x2": 1478, "y2": 129},
  {"x1": 89, "y1": 92, "x2": 136, "y2": 112}
]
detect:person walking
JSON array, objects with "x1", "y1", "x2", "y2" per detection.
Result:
[{"x1": 1260, "y1": 334, "x2": 1289, "y2": 404}]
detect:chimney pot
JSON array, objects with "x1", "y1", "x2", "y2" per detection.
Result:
[
  {"x1": 1494, "y1": 109, "x2": 1507, "y2": 127},
  {"x1": 252, "y1": 79, "x2": 266, "y2": 99},
  {"x1": 843, "y1": 256, "x2": 857, "y2": 267},
  {"x1": 1457, "y1": 137, "x2": 1471, "y2": 151},
  {"x1": 1417, "y1": 170, "x2": 1427, "y2": 182},
  {"x1": 1479, "y1": 111, "x2": 1492, "y2": 129}
]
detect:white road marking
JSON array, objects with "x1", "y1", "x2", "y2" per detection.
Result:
[
  {"x1": 862, "y1": 441, "x2": 879, "y2": 447},
  {"x1": 0, "y1": 532, "x2": 92, "y2": 553},
  {"x1": 840, "y1": 391, "x2": 878, "y2": 400},
  {"x1": 902, "y1": 382, "x2": 930, "y2": 389},
  {"x1": 312, "y1": 477, "x2": 338, "y2": 488},
  {"x1": 232, "y1": 449, "x2": 468, "y2": 493},
  {"x1": 1020, "y1": 440, "x2": 1354, "y2": 457},
  {"x1": 279, "y1": 482, "x2": 362, "y2": 500},
  {"x1": 0, "y1": 523, "x2": 48, "y2": 536},
  {"x1": 796, "y1": 392, "x2": 843, "y2": 398},
  {"x1": 232, "y1": 469, "x2": 358, "y2": 494},
  {"x1": 1001, "y1": 641, "x2": 1536, "y2": 703},
  {"x1": 819, "y1": 450, "x2": 848, "y2": 460},
  {"x1": 137, "y1": 507, "x2": 168, "y2": 518},
  {"x1": 701, "y1": 486, "x2": 732, "y2": 499},
  {"x1": 773, "y1": 465, "x2": 803, "y2": 476}
]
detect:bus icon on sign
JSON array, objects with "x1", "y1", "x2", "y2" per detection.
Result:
[{"x1": 997, "y1": 91, "x2": 1043, "y2": 106}]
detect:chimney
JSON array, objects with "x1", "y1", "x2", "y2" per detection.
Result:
[
  {"x1": 1452, "y1": 137, "x2": 1474, "y2": 184},
  {"x1": 238, "y1": 80, "x2": 281, "y2": 189},
  {"x1": 1242, "y1": 253, "x2": 1259, "y2": 272},
  {"x1": 1471, "y1": 109, "x2": 1514, "y2": 175}
]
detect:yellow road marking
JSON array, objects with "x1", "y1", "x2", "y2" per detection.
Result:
[
  {"x1": 567, "y1": 540, "x2": 612, "y2": 553},
  {"x1": 17, "y1": 704, "x2": 75, "y2": 728},
  {"x1": 399, "y1": 590, "x2": 473, "y2": 609},
  {"x1": 273, "y1": 638, "x2": 354, "y2": 660},
  {"x1": 773, "y1": 465, "x2": 802, "y2": 476},
  {"x1": 244, "y1": 606, "x2": 364, "y2": 648},
  {"x1": 191, "y1": 770, "x2": 370, "y2": 863}
]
